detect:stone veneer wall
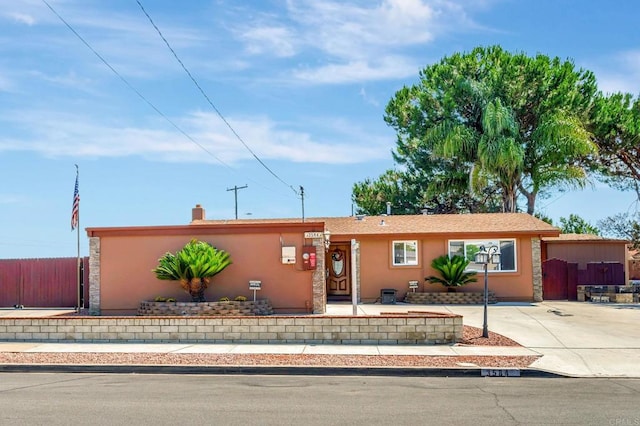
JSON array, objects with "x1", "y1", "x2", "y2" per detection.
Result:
[
  {"x1": 311, "y1": 237, "x2": 326, "y2": 314},
  {"x1": 576, "y1": 285, "x2": 640, "y2": 303},
  {"x1": 531, "y1": 237, "x2": 543, "y2": 302},
  {"x1": 0, "y1": 314, "x2": 462, "y2": 345},
  {"x1": 405, "y1": 292, "x2": 497, "y2": 304},
  {"x1": 138, "y1": 300, "x2": 274, "y2": 316},
  {"x1": 89, "y1": 237, "x2": 101, "y2": 315}
]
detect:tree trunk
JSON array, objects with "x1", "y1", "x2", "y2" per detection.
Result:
[
  {"x1": 502, "y1": 185, "x2": 518, "y2": 213},
  {"x1": 189, "y1": 278, "x2": 207, "y2": 302},
  {"x1": 519, "y1": 185, "x2": 537, "y2": 216}
]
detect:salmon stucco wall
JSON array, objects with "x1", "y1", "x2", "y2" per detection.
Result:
[
  {"x1": 546, "y1": 243, "x2": 627, "y2": 269},
  {"x1": 96, "y1": 230, "x2": 317, "y2": 314},
  {"x1": 355, "y1": 234, "x2": 535, "y2": 302}
]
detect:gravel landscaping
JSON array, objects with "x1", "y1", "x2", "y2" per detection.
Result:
[{"x1": 0, "y1": 326, "x2": 539, "y2": 369}]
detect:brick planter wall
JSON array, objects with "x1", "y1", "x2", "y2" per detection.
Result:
[
  {"x1": 0, "y1": 313, "x2": 462, "y2": 345},
  {"x1": 405, "y1": 292, "x2": 497, "y2": 304},
  {"x1": 137, "y1": 300, "x2": 274, "y2": 316}
]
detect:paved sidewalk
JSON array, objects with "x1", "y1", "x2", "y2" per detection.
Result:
[{"x1": 1, "y1": 301, "x2": 639, "y2": 377}]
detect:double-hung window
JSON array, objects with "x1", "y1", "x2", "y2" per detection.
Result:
[
  {"x1": 393, "y1": 241, "x2": 418, "y2": 266},
  {"x1": 448, "y1": 239, "x2": 516, "y2": 272}
]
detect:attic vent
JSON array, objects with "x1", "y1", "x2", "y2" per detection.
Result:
[{"x1": 356, "y1": 214, "x2": 366, "y2": 221}]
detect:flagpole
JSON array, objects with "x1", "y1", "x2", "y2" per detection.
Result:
[{"x1": 75, "y1": 164, "x2": 81, "y2": 314}]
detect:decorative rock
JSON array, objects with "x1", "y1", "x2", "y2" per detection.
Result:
[
  {"x1": 404, "y1": 292, "x2": 497, "y2": 304},
  {"x1": 137, "y1": 299, "x2": 274, "y2": 316}
]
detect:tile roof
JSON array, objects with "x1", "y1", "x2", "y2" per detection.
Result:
[
  {"x1": 193, "y1": 212, "x2": 559, "y2": 237},
  {"x1": 542, "y1": 233, "x2": 629, "y2": 243},
  {"x1": 320, "y1": 213, "x2": 558, "y2": 236}
]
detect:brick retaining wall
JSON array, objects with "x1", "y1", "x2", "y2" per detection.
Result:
[{"x1": 0, "y1": 314, "x2": 462, "y2": 345}]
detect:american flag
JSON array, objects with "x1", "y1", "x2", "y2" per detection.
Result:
[{"x1": 71, "y1": 167, "x2": 80, "y2": 230}]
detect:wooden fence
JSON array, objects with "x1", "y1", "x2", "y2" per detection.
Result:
[
  {"x1": 0, "y1": 257, "x2": 88, "y2": 308},
  {"x1": 543, "y1": 259, "x2": 625, "y2": 300}
]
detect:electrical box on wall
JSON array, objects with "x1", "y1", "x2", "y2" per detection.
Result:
[
  {"x1": 281, "y1": 246, "x2": 296, "y2": 264},
  {"x1": 302, "y1": 246, "x2": 317, "y2": 270}
]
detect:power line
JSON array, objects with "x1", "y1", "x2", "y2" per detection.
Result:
[
  {"x1": 41, "y1": 0, "x2": 233, "y2": 172},
  {"x1": 135, "y1": 0, "x2": 299, "y2": 196}
]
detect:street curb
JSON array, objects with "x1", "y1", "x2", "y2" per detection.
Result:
[{"x1": 0, "y1": 364, "x2": 567, "y2": 378}]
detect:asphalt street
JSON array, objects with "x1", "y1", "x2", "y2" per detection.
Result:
[{"x1": 0, "y1": 373, "x2": 639, "y2": 425}]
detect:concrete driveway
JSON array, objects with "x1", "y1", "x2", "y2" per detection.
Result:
[{"x1": 328, "y1": 301, "x2": 640, "y2": 377}]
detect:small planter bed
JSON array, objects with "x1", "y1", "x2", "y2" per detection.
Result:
[
  {"x1": 137, "y1": 299, "x2": 274, "y2": 316},
  {"x1": 405, "y1": 292, "x2": 497, "y2": 305}
]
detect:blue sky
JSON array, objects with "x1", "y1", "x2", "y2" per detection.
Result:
[{"x1": 1, "y1": 0, "x2": 639, "y2": 259}]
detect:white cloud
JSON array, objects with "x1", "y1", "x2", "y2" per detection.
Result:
[
  {"x1": 359, "y1": 87, "x2": 380, "y2": 107},
  {"x1": 28, "y1": 70, "x2": 100, "y2": 94},
  {"x1": 0, "y1": 194, "x2": 24, "y2": 204},
  {"x1": 589, "y1": 49, "x2": 640, "y2": 95},
  {"x1": 0, "y1": 0, "x2": 48, "y2": 25},
  {"x1": 0, "y1": 2, "x2": 209, "y2": 81},
  {"x1": 288, "y1": 0, "x2": 436, "y2": 57},
  {"x1": 233, "y1": 0, "x2": 475, "y2": 84},
  {"x1": 6, "y1": 12, "x2": 35, "y2": 25},
  {"x1": 0, "y1": 109, "x2": 391, "y2": 165},
  {"x1": 0, "y1": 72, "x2": 11, "y2": 92},
  {"x1": 293, "y1": 56, "x2": 419, "y2": 84},
  {"x1": 239, "y1": 26, "x2": 297, "y2": 57}
]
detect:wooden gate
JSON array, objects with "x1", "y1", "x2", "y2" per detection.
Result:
[
  {"x1": 543, "y1": 259, "x2": 625, "y2": 301},
  {"x1": 542, "y1": 258, "x2": 569, "y2": 300},
  {"x1": 0, "y1": 257, "x2": 88, "y2": 308}
]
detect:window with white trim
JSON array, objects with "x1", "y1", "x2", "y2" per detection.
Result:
[
  {"x1": 393, "y1": 240, "x2": 418, "y2": 266},
  {"x1": 448, "y1": 239, "x2": 516, "y2": 272}
]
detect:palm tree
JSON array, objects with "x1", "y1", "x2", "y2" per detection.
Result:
[
  {"x1": 426, "y1": 255, "x2": 477, "y2": 291},
  {"x1": 429, "y1": 98, "x2": 523, "y2": 213},
  {"x1": 153, "y1": 239, "x2": 232, "y2": 302}
]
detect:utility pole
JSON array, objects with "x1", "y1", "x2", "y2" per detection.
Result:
[
  {"x1": 227, "y1": 184, "x2": 248, "y2": 219},
  {"x1": 300, "y1": 185, "x2": 305, "y2": 222}
]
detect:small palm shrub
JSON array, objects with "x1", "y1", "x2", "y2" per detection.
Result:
[
  {"x1": 234, "y1": 295, "x2": 247, "y2": 302},
  {"x1": 426, "y1": 255, "x2": 477, "y2": 291},
  {"x1": 154, "y1": 296, "x2": 176, "y2": 302},
  {"x1": 153, "y1": 239, "x2": 232, "y2": 302},
  {"x1": 219, "y1": 296, "x2": 230, "y2": 302}
]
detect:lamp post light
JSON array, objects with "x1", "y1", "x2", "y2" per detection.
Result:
[
  {"x1": 474, "y1": 245, "x2": 500, "y2": 338},
  {"x1": 323, "y1": 230, "x2": 331, "y2": 250}
]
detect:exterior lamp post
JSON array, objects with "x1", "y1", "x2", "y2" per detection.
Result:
[{"x1": 474, "y1": 245, "x2": 500, "y2": 338}]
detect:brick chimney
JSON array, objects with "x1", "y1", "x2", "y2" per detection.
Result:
[{"x1": 192, "y1": 204, "x2": 205, "y2": 221}]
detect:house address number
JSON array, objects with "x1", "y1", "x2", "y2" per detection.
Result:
[
  {"x1": 304, "y1": 232, "x2": 324, "y2": 239},
  {"x1": 481, "y1": 369, "x2": 520, "y2": 377}
]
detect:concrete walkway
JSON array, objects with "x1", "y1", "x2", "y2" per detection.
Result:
[
  {"x1": 328, "y1": 301, "x2": 640, "y2": 378},
  {"x1": 1, "y1": 301, "x2": 639, "y2": 377}
]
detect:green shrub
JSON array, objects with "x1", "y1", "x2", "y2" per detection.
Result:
[
  {"x1": 218, "y1": 296, "x2": 230, "y2": 302},
  {"x1": 152, "y1": 239, "x2": 232, "y2": 302},
  {"x1": 234, "y1": 295, "x2": 247, "y2": 302},
  {"x1": 426, "y1": 255, "x2": 477, "y2": 289}
]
